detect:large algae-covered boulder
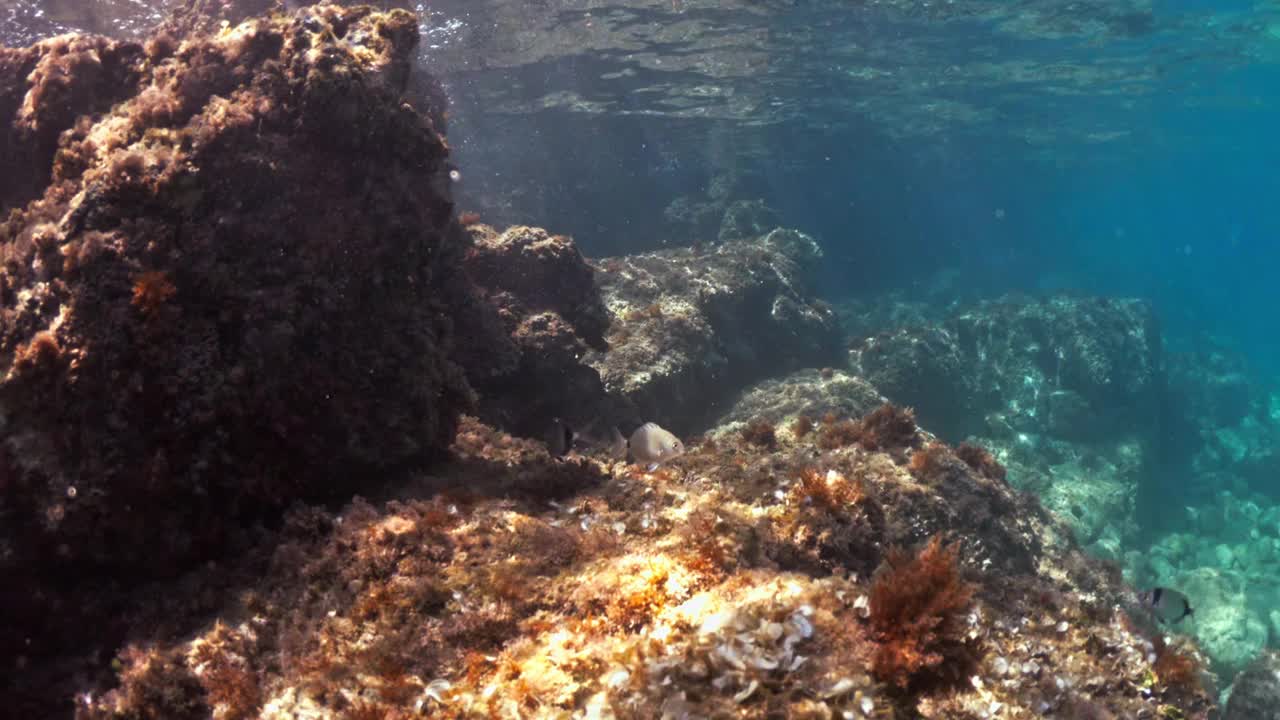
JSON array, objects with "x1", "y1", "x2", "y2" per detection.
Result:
[
  {"x1": 0, "y1": 5, "x2": 471, "y2": 578},
  {"x1": 587, "y1": 228, "x2": 844, "y2": 432}
]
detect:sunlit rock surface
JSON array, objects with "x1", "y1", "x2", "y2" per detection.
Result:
[
  {"x1": 587, "y1": 228, "x2": 844, "y2": 433},
  {"x1": 70, "y1": 416, "x2": 1216, "y2": 720}
]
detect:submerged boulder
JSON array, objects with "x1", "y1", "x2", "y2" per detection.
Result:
[
  {"x1": 587, "y1": 228, "x2": 844, "y2": 433},
  {"x1": 0, "y1": 3, "x2": 472, "y2": 593},
  {"x1": 461, "y1": 224, "x2": 620, "y2": 437},
  {"x1": 711, "y1": 367, "x2": 886, "y2": 431},
  {"x1": 1226, "y1": 651, "x2": 1280, "y2": 719}
]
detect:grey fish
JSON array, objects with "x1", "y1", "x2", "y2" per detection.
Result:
[
  {"x1": 611, "y1": 422, "x2": 685, "y2": 470},
  {"x1": 1140, "y1": 587, "x2": 1194, "y2": 624}
]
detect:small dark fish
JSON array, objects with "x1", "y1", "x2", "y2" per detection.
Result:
[
  {"x1": 547, "y1": 418, "x2": 577, "y2": 457},
  {"x1": 1140, "y1": 587, "x2": 1194, "y2": 624}
]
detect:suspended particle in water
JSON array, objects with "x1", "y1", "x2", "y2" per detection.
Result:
[
  {"x1": 993, "y1": 208, "x2": 1005, "y2": 220},
  {"x1": 449, "y1": 169, "x2": 462, "y2": 182},
  {"x1": 66, "y1": 486, "x2": 77, "y2": 499}
]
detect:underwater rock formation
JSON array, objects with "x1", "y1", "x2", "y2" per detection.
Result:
[
  {"x1": 711, "y1": 367, "x2": 886, "y2": 432},
  {"x1": 0, "y1": 2, "x2": 479, "y2": 686},
  {"x1": 716, "y1": 198, "x2": 781, "y2": 243},
  {"x1": 588, "y1": 228, "x2": 844, "y2": 433},
  {"x1": 848, "y1": 294, "x2": 1163, "y2": 562},
  {"x1": 1160, "y1": 346, "x2": 1280, "y2": 503},
  {"x1": 69, "y1": 412, "x2": 1215, "y2": 719},
  {"x1": 660, "y1": 169, "x2": 778, "y2": 247},
  {"x1": 461, "y1": 224, "x2": 619, "y2": 437},
  {"x1": 1225, "y1": 651, "x2": 1280, "y2": 719},
  {"x1": 0, "y1": 35, "x2": 144, "y2": 212},
  {"x1": 852, "y1": 294, "x2": 1162, "y2": 443}
]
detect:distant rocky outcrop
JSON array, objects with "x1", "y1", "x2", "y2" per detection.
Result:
[
  {"x1": 850, "y1": 294, "x2": 1163, "y2": 444},
  {"x1": 587, "y1": 228, "x2": 845, "y2": 433},
  {"x1": 844, "y1": 293, "x2": 1164, "y2": 583}
]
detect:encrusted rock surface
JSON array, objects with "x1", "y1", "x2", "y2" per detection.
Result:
[
  {"x1": 587, "y1": 228, "x2": 844, "y2": 433},
  {"x1": 64, "y1": 413, "x2": 1215, "y2": 720},
  {"x1": 0, "y1": 7, "x2": 508, "y2": 705},
  {"x1": 0, "y1": 35, "x2": 145, "y2": 212},
  {"x1": 1225, "y1": 651, "x2": 1280, "y2": 719},
  {"x1": 851, "y1": 294, "x2": 1163, "y2": 444},
  {"x1": 712, "y1": 367, "x2": 886, "y2": 431},
  {"x1": 461, "y1": 224, "x2": 619, "y2": 437},
  {"x1": 0, "y1": 3, "x2": 469, "y2": 574}
]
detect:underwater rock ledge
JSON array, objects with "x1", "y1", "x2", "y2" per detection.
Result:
[{"x1": 587, "y1": 228, "x2": 844, "y2": 434}]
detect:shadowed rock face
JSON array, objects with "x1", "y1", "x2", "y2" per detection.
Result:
[
  {"x1": 0, "y1": 2, "x2": 475, "y2": 655},
  {"x1": 461, "y1": 224, "x2": 619, "y2": 438},
  {"x1": 1226, "y1": 651, "x2": 1280, "y2": 720},
  {"x1": 586, "y1": 228, "x2": 845, "y2": 434}
]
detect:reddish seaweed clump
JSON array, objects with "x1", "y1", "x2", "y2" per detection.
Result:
[
  {"x1": 1152, "y1": 638, "x2": 1202, "y2": 692},
  {"x1": 813, "y1": 403, "x2": 918, "y2": 452},
  {"x1": 12, "y1": 331, "x2": 62, "y2": 374},
  {"x1": 857, "y1": 402, "x2": 918, "y2": 451},
  {"x1": 740, "y1": 417, "x2": 778, "y2": 449},
  {"x1": 792, "y1": 414, "x2": 814, "y2": 438},
  {"x1": 789, "y1": 466, "x2": 865, "y2": 511},
  {"x1": 131, "y1": 270, "x2": 177, "y2": 314},
  {"x1": 816, "y1": 418, "x2": 861, "y2": 450},
  {"x1": 908, "y1": 442, "x2": 957, "y2": 483},
  {"x1": 868, "y1": 535, "x2": 978, "y2": 690},
  {"x1": 955, "y1": 441, "x2": 1007, "y2": 481}
]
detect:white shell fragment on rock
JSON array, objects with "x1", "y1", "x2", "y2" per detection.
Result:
[
  {"x1": 821, "y1": 677, "x2": 855, "y2": 698},
  {"x1": 733, "y1": 679, "x2": 760, "y2": 703}
]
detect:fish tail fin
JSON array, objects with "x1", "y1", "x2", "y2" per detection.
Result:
[{"x1": 609, "y1": 426, "x2": 628, "y2": 459}]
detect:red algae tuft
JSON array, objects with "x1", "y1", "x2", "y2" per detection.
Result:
[
  {"x1": 130, "y1": 269, "x2": 177, "y2": 315},
  {"x1": 868, "y1": 535, "x2": 978, "y2": 690}
]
